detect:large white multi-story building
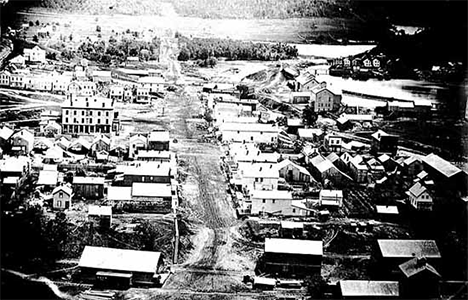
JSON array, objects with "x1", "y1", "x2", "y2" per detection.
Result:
[{"x1": 61, "y1": 95, "x2": 115, "y2": 134}]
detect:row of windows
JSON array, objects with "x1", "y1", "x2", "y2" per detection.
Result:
[
  {"x1": 65, "y1": 118, "x2": 109, "y2": 124},
  {"x1": 65, "y1": 110, "x2": 109, "y2": 117}
]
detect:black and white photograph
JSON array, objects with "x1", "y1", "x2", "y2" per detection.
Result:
[{"x1": 0, "y1": 0, "x2": 467, "y2": 299}]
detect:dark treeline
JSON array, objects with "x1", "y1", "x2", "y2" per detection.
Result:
[{"x1": 177, "y1": 35, "x2": 298, "y2": 62}]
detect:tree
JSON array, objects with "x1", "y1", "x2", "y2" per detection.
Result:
[
  {"x1": 96, "y1": 25, "x2": 101, "y2": 32},
  {"x1": 206, "y1": 56, "x2": 218, "y2": 68},
  {"x1": 303, "y1": 104, "x2": 318, "y2": 126},
  {"x1": 28, "y1": 21, "x2": 34, "y2": 27},
  {"x1": 32, "y1": 35, "x2": 38, "y2": 43},
  {"x1": 177, "y1": 47, "x2": 190, "y2": 61},
  {"x1": 304, "y1": 274, "x2": 328, "y2": 299},
  {"x1": 35, "y1": 20, "x2": 40, "y2": 26},
  {"x1": 46, "y1": 52, "x2": 57, "y2": 60},
  {"x1": 61, "y1": 50, "x2": 74, "y2": 60},
  {"x1": 69, "y1": 34, "x2": 73, "y2": 41}
]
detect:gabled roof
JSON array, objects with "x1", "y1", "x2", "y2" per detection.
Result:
[
  {"x1": 377, "y1": 239, "x2": 441, "y2": 258},
  {"x1": 408, "y1": 182, "x2": 428, "y2": 198},
  {"x1": 52, "y1": 185, "x2": 72, "y2": 196},
  {"x1": 378, "y1": 154, "x2": 391, "y2": 163},
  {"x1": 326, "y1": 152, "x2": 340, "y2": 163},
  {"x1": 310, "y1": 154, "x2": 326, "y2": 167},
  {"x1": 12, "y1": 128, "x2": 34, "y2": 143},
  {"x1": 92, "y1": 134, "x2": 111, "y2": 146},
  {"x1": 423, "y1": 153, "x2": 462, "y2": 178},
  {"x1": 44, "y1": 120, "x2": 61, "y2": 130},
  {"x1": 277, "y1": 159, "x2": 310, "y2": 176},
  {"x1": 372, "y1": 130, "x2": 397, "y2": 141},
  {"x1": 376, "y1": 205, "x2": 399, "y2": 215},
  {"x1": 129, "y1": 133, "x2": 147, "y2": 143},
  {"x1": 316, "y1": 159, "x2": 334, "y2": 173},
  {"x1": 403, "y1": 156, "x2": 420, "y2": 166},
  {"x1": 0, "y1": 126, "x2": 14, "y2": 140},
  {"x1": 339, "y1": 280, "x2": 399, "y2": 297},
  {"x1": 399, "y1": 257, "x2": 441, "y2": 278},
  {"x1": 79, "y1": 246, "x2": 161, "y2": 274},
  {"x1": 265, "y1": 238, "x2": 322, "y2": 256},
  {"x1": 69, "y1": 138, "x2": 91, "y2": 150}
]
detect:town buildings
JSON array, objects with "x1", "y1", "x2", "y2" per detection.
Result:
[{"x1": 61, "y1": 95, "x2": 116, "y2": 134}]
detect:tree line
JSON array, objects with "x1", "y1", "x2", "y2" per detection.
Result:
[{"x1": 177, "y1": 35, "x2": 298, "y2": 62}]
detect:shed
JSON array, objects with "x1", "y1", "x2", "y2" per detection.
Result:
[
  {"x1": 253, "y1": 277, "x2": 276, "y2": 290},
  {"x1": 148, "y1": 131, "x2": 170, "y2": 151},
  {"x1": 78, "y1": 246, "x2": 163, "y2": 287},
  {"x1": 263, "y1": 238, "x2": 322, "y2": 277},
  {"x1": 88, "y1": 205, "x2": 112, "y2": 228},
  {"x1": 73, "y1": 176, "x2": 105, "y2": 199}
]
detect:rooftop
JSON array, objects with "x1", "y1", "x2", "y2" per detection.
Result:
[
  {"x1": 241, "y1": 164, "x2": 279, "y2": 178},
  {"x1": 149, "y1": 131, "x2": 170, "y2": 142},
  {"x1": 251, "y1": 190, "x2": 292, "y2": 200},
  {"x1": 53, "y1": 185, "x2": 73, "y2": 196},
  {"x1": 37, "y1": 170, "x2": 58, "y2": 186},
  {"x1": 220, "y1": 123, "x2": 279, "y2": 133},
  {"x1": 132, "y1": 182, "x2": 172, "y2": 198},
  {"x1": 377, "y1": 239, "x2": 441, "y2": 258},
  {"x1": 408, "y1": 182, "x2": 428, "y2": 198},
  {"x1": 73, "y1": 176, "x2": 105, "y2": 185},
  {"x1": 63, "y1": 96, "x2": 113, "y2": 109},
  {"x1": 339, "y1": 280, "x2": 399, "y2": 297},
  {"x1": 320, "y1": 190, "x2": 343, "y2": 198},
  {"x1": 107, "y1": 186, "x2": 132, "y2": 201},
  {"x1": 138, "y1": 76, "x2": 165, "y2": 84},
  {"x1": 376, "y1": 205, "x2": 399, "y2": 215},
  {"x1": 88, "y1": 205, "x2": 112, "y2": 216},
  {"x1": 423, "y1": 153, "x2": 462, "y2": 178},
  {"x1": 399, "y1": 257, "x2": 441, "y2": 279},
  {"x1": 79, "y1": 246, "x2": 161, "y2": 274},
  {"x1": 265, "y1": 238, "x2": 322, "y2": 256},
  {"x1": 277, "y1": 159, "x2": 310, "y2": 176},
  {"x1": 281, "y1": 221, "x2": 304, "y2": 229},
  {"x1": 117, "y1": 162, "x2": 172, "y2": 177}
]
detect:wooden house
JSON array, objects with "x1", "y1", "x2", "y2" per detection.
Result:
[
  {"x1": 91, "y1": 134, "x2": 111, "y2": 156},
  {"x1": 78, "y1": 246, "x2": 163, "y2": 288},
  {"x1": 250, "y1": 190, "x2": 295, "y2": 216},
  {"x1": 52, "y1": 185, "x2": 73, "y2": 210},
  {"x1": 398, "y1": 257, "x2": 441, "y2": 299},
  {"x1": 88, "y1": 205, "x2": 112, "y2": 228},
  {"x1": 406, "y1": 182, "x2": 433, "y2": 211},
  {"x1": 277, "y1": 159, "x2": 313, "y2": 184},
  {"x1": 324, "y1": 134, "x2": 343, "y2": 154},
  {"x1": 263, "y1": 238, "x2": 322, "y2": 278},
  {"x1": 148, "y1": 131, "x2": 170, "y2": 151},
  {"x1": 371, "y1": 130, "x2": 399, "y2": 156},
  {"x1": 73, "y1": 176, "x2": 105, "y2": 199},
  {"x1": 129, "y1": 133, "x2": 147, "y2": 159},
  {"x1": 375, "y1": 239, "x2": 441, "y2": 274},
  {"x1": 319, "y1": 189, "x2": 343, "y2": 208},
  {"x1": 11, "y1": 128, "x2": 34, "y2": 154}
]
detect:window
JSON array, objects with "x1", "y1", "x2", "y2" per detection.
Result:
[
  {"x1": 65, "y1": 110, "x2": 69, "y2": 115},
  {"x1": 262, "y1": 199, "x2": 266, "y2": 203},
  {"x1": 98, "y1": 112, "x2": 101, "y2": 116},
  {"x1": 105, "y1": 119, "x2": 109, "y2": 124},
  {"x1": 106, "y1": 112, "x2": 109, "y2": 117},
  {"x1": 292, "y1": 208, "x2": 296, "y2": 213},
  {"x1": 74, "y1": 111, "x2": 77, "y2": 115},
  {"x1": 272, "y1": 200, "x2": 275, "y2": 204},
  {"x1": 59, "y1": 193, "x2": 63, "y2": 198},
  {"x1": 97, "y1": 119, "x2": 101, "y2": 124},
  {"x1": 82, "y1": 111, "x2": 85, "y2": 115},
  {"x1": 65, "y1": 117, "x2": 68, "y2": 123},
  {"x1": 82, "y1": 118, "x2": 84, "y2": 123}
]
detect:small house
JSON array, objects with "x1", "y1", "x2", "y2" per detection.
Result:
[
  {"x1": 406, "y1": 182, "x2": 433, "y2": 211},
  {"x1": 131, "y1": 182, "x2": 173, "y2": 213},
  {"x1": 263, "y1": 238, "x2": 322, "y2": 278},
  {"x1": 69, "y1": 138, "x2": 91, "y2": 154},
  {"x1": 371, "y1": 130, "x2": 399, "y2": 156},
  {"x1": 73, "y1": 176, "x2": 105, "y2": 199},
  {"x1": 220, "y1": 123, "x2": 279, "y2": 144},
  {"x1": 148, "y1": 131, "x2": 170, "y2": 151},
  {"x1": 117, "y1": 162, "x2": 173, "y2": 186},
  {"x1": 297, "y1": 128, "x2": 323, "y2": 142},
  {"x1": 78, "y1": 246, "x2": 163, "y2": 288},
  {"x1": 253, "y1": 277, "x2": 276, "y2": 291},
  {"x1": 136, "y1": 86, "x2": 150, "y2": 103},
  {"x1": 129, "y1": 133, "x2": 148, "y2": 159},
  {"x1": 324, "y1": 134, "x2": 343, "y2": 153},
  {"x1": 338, "y1": 280, "x2": 399, "y2": 299},
  {"x1": 88, "y1": 205, "x2": 112, "y2": 228},
  {"x1": 43, "y1": 120, "x2": 62, "y2": 136},
  {"x1": 109, "y1": 85, "x2": 124, "y2": 101},
  {"x1": 239, "y1": 164, "x2": 279, "y2": 192},
  {"x1": 376, "y1": 205, "x2": 399, "y2": 221},
  {"x1": 52, "y1": 185, "x2": 73, "y2": 210},
  {"x1": 280, "y1": 221, "x2": 304, "y2": 238},
  {"x1": 91, "y1": 134, "x2": 111, "y2": 156},
  {"x1": 11, "y1": 128, "x2": 34, "y2": 154},
  {"x1": 23, "y1": 45, "x2": 46, "y2": 63},
  {"x1": 311, "y1": 87, "x2": 342, "y2": 112},
  {"x1": 398, "y1": 257, "x2": 441, "y2": 299},
  {"x1": 289, "y1": 92, "x2": 311, "y2": 104},
  {"x1": 319, "y1": 189, "x2": 343, "y2": 208},
  {"x1": 376, "y1": 239, "x2": 441, "y2": 273},
  {"x1": 378, "y1": 154, "x2": 398, "y2": 172},
  {"x1": 250, "y1": 190, "x2": 294, "y2": 216},
  {"x1": 277, "y1": 159, "x2": 313, "y2": 184},
  {"x1": 0, "y1": 125, "x2": 14, "y2": 149}
]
